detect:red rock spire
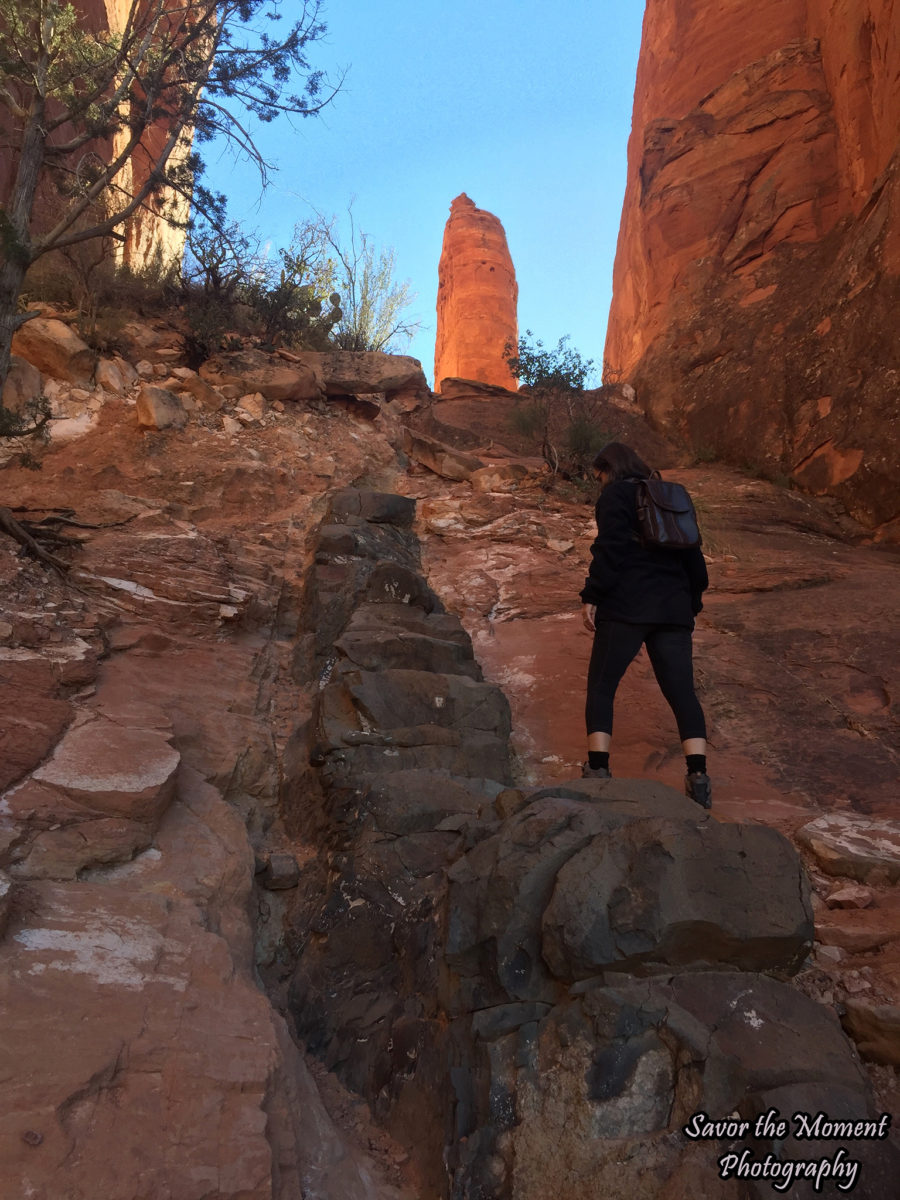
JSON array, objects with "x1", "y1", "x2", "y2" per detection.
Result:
[{"x1": 434, "y1": 194, "x2": 518, "y2": 392}]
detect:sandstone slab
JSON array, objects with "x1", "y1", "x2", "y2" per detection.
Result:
[
  {"x1": 11, "y1": 813, "x2": 153, "y2": 880},
  {"x1": 0, "y1": 654, "x2": 73, "y2": 791},
  {"x1": 826, "y1": 884, "x2": 874, "y2": 909},
  {"x1": 798, "y1": 813, "x2": 900, "y2": 883},
  {"x1": 401, "y1": 428, "x2": 485, "y2": 481},
  {"x1": 32, "y1": 715, "x2": 180, "y2": 822},
  {"x1": 815, "y1": 908, "x2": 900, "y2": 954},
  {"x1": 0, "y1": 767, "x2": 394, "y2": 1200}
]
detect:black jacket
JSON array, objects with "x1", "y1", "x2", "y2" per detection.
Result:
[{"x1": 579, "y1": 479, "x2": 708, "y2": 627}]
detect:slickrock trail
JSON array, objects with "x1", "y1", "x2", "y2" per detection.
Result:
[
  {"x1": 400, "y1": 394, "x2": 900, "y2": 1113},
  {"x1": 1, "y1": 336, "x2": 899, "y2": 1195},
  {"x1": 413, "y1": 463, "x2": 899, "y2": 824}
]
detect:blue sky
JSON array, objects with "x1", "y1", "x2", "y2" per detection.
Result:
[{"x1": 206, "y1": 2, "x2": 644, "y2": 387}]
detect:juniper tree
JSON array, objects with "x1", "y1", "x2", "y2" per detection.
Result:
[{"x1": 0, "y1": 0, "x2": 338, "y2": 398}]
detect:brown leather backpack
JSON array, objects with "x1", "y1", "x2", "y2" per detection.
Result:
[{"x1": 634, "y1": 472, "x2": 701, "y2": 549}]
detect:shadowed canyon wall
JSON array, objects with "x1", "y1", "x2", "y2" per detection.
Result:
[
  {"x1": 434, "y1": 194, "x2": 518, "y2": 391},
  {"x1": 606, "y1": 0, "x2": 900, "y2": 535}
]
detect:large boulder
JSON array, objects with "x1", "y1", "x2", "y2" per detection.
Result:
[
  {"x1": 447, "y1": 783, "x2": 813, "y2": 1004},
  {"x1": 297, "y1": 350, "x2": 429, "y2": 404},
  {"x1": 199, "y1": 348, "x2": 322, "y2": 403},
  {"x1": 135, "y1": 384, "x2": 188, "y2": 431},
  {"x1": 541, "y1": 804, "x2": 813, "y2": 978},
  {"x1": 11, "y1": 317, "x2": 94, "y2": 384},
  {"x1": 453, "y1": 973, "x2": 893, "y2": 1200},
  {"x1": 1, "y1": 355, "x2": 42, "y2": 413}
]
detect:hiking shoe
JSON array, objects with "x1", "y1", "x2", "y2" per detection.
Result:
[
  {"x1": 685, "y1": 771, "x2": 712, "y2": 809},
  {"x1": 581, "y1": 763, "x2": 611, "y2": 779}
]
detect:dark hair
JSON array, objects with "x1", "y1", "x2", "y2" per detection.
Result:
[{"x1": 592, "y1": 441, "x2": 652, "y2": 482}]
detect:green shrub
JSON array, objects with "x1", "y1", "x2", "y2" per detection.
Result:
[
  {"x1": 565, "y1": 415, "x2": 612, "y2": 477},
  {"x1": 510, "y1": 400, "x2": 546, "y2": 441},
  {"x1": 504, "y1": 330, "x2": 595, "y2": 391},
  {"x1": 503, "y1": 331, "x2": 604, "y2": 481},
  {"x1": 243, "y1": 248, "x2": 342, "y2": 350}
]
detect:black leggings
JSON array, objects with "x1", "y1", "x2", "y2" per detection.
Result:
[{"x1": 585, "y1": 620, "x2": 707, "y2": 741}]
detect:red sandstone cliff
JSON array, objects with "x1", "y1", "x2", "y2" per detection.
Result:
[
  {"x1": 434, "y1": 194, "x2": 518, "y2": 391},
  {"x1": 606, "y1": 0, "x2": 900, "y2": 537}
]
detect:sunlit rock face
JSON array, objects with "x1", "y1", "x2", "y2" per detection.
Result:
[
  {"x1": 0, "y1": 0, "x2": 189, "y2": 273},
  {"x1": 434, "y1": 193, "x2": 519, "y2": 391},
  {"x1": 606, "y1": 0, "x2": 900, "y2": 537}
]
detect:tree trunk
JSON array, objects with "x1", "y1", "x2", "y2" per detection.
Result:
[
  {"x1": 0, "y1": 46, "x2": 50, "y2": 396},
  {"x1": 0, "y1": 507, "x2": 70, "y2": 573},
  {"x1": 0, "y1": 256, "x2": 32, "y2": 397}
]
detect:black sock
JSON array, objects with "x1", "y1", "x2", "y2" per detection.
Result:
[
  {"x1": 588, "y1": 751, "x2": 609, "y2": 770},
  {"x1": 686, "y1": 754, "x2": 707, "y2": 775}
]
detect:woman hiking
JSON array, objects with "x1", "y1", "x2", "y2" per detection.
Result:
[{"x1": 579, "y1": 441, "x2": 712, "y2": 808}]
